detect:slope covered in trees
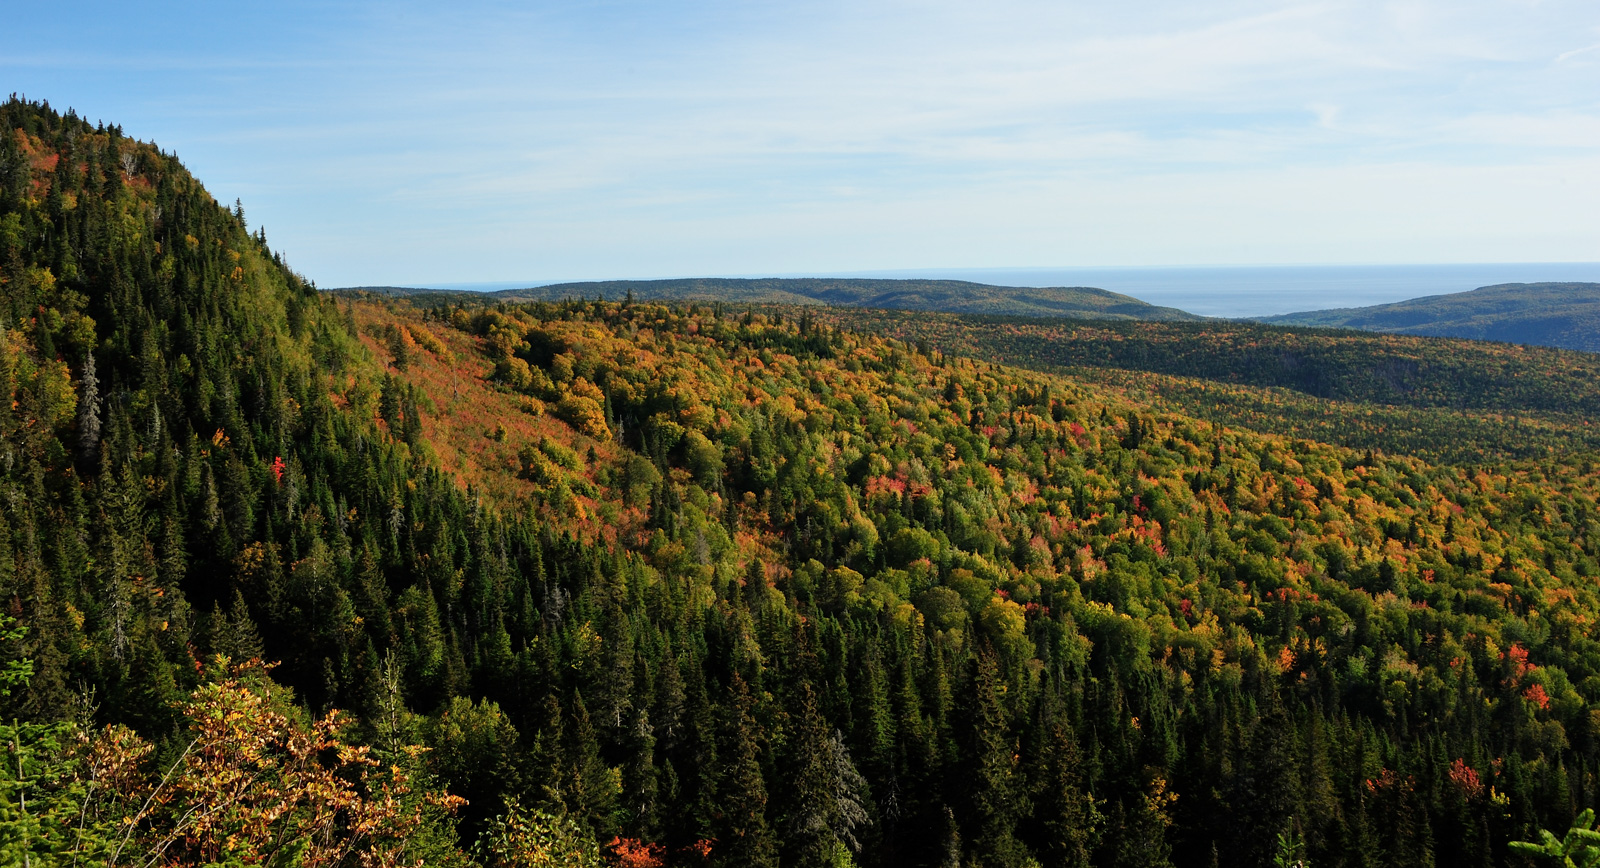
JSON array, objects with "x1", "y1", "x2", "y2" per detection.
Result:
[
  {"x1": 1260, "y1": 282, "x2": 1600, "y2": 353},
  {"x1": 373, "y1": 292, "x2": 1600, "y2": 868},
  {"x1": 5, "y1": 97, "x2": 1600, "y2": 867},
  {"x1": 813, "y1": 307, "x2": 1600, "y2": 463}
]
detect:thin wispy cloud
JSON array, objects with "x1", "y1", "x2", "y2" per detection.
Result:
[
  {"x1": 4, "y1": 0, "x2": 1597, "y2": 284},
  {"x1": 1555, "y1": 42, "x2": 1600, "y2": 63}
]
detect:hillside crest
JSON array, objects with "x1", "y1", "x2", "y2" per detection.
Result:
[
  {"x1": 1259, "y1": 281, "x2": 1600, "y2": 352},
  {"x1": 338, "y1": 276, "x2": 1205, "y2": 321}
]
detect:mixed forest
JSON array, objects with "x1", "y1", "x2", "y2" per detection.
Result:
[
  {"x1": 1260, "y1": 282, "x2": 1600, "y2": 354},
  {"x1": 812, "y1": 307, "x2": 1600, "y2": 464},
  {"x1": 4, "y1": 96, "x2": 1600, "y2": 867}
]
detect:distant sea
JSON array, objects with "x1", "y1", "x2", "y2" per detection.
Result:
[{"x1": 420, "y1": 263, "x2": 1600, "y2": 320}]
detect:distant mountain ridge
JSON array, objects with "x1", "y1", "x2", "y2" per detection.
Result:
[
  {"x1": 1258, "y1": 281, "x2": 1600, "y2": 352},
  {"x1": 335, "y1": 276, "x2": 1204, "y2": 321}
]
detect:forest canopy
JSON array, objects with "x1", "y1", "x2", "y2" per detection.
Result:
[{"x1": 2, "y1": 97, "x2": 1599, "y2": 867}]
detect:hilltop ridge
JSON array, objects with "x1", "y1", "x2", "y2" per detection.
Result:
[
  {"x1": 336, "y1": 276, "x2": 1205, "y2": 321},
  {"x1": 1259, "y1": 281, "x2": 1600, "y2": 352}
]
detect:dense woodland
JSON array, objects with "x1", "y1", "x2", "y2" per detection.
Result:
[
  {"x1": 813, "y1": 307, "x2": 1600, "y2": 463},
  {"x1": 1260, "y1": 282, "x2": 1600, "y2": 354},
  {"x1": 4, "y1": 97, "x2": 1600, "y2": 866}
]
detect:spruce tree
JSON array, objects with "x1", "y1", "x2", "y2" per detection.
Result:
[
  {"x1": 964, "y1": 651, "x2": 1029, "y2": 867},
  {"x1": 783, "y1": 683, "x2": 868, "y2": 867},
  {"x1": 1033, "y1": 714, "x2": 1093, "y2": 868},
  {"x1": 715, "y1": 674, "x2": 777, "y2": 868},
  {"x1": 568, "y1": 691, "x2": 617, "y2": 841}
]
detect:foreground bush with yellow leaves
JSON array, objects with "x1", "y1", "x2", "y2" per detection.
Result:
[{"x1": 0, "y1": 658, "x2": 472, "y2": 867}]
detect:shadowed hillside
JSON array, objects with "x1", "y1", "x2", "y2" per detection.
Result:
[{"x1": 1259, "y1": 282, "x2": 1600, "y2": 352}]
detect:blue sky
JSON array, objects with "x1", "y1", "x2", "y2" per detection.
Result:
[{"x1": 5, "y1": 0, "x2": 1599, "y2": 287}]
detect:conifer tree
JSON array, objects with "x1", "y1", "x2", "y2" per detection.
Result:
[
  {"x1": 568, "y1": 691, "x2": 618, "y2": 841},
  {"x1": 7, "y1": 96, "x2": 1600, "y2": 865},
  {"x1": 715, "y1": 674, "x2": 778, "y2": 868},
  {"x1": 527, "y1": 692, "x2": 569, "y2": 813},
  {"x1": 783, "y1": 683, "x2": 868, "y2": 867},
  {"x1": 1032, "y1": 712, "x2": 1094, "y2": 868},
  {"x1": 963, "y1": 650, "x2": 1030, "y2": 867},
  {"x1": 621, "y1": 703, "x2": 659, "y2": 839},
  {"x1": 75, "y1": 350, "x2": 99, "y2": 460}
]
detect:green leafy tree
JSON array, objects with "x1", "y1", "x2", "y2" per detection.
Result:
[
  {"x1": 476, "y1": 799, "x2": 605, "y2": 868},
  {"x1": 1511, "y1": 809, "x2": 1600, "y2": 868}
]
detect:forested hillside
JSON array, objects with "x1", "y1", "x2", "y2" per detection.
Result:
[
  {"x1": 0, "y1": 97, "x2": 486, "y2": 863},
  {"x1": 5, "y1": 97, "x2": 1600, "y2": 868},
  {"x1": 1260, "y1": 283, "x2": 1600, "y2": 353},
  {"x1": 815, "y1": 307, "x2": 1600, "y2": 463}
]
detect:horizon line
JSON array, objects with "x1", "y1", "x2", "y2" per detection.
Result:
[{"x1": 331, "y1": 261, "x2": 1600, "y2": 294}]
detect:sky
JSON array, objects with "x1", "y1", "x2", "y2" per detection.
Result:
[{"x1": 4, "y1": 0, "x2": 1600, "y2": 288}]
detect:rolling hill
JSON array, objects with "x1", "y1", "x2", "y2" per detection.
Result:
[
  {"x1": 808, "y1": 307, "x2": 1600, "y2": 462},
  {"x1": 338, "y1": 276, "x2": 1205, "y2": 321},
  {"x1": 1259, "y1": 282, "x2": 1600, "y2": 352}
]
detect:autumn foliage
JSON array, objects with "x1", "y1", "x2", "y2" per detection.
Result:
[
  {"x1": 0, "y1": 659, "x2": 463, "y2": 866},
  {"x1": 8, "y1": 96, "x2": 1600, "y2": 867}
]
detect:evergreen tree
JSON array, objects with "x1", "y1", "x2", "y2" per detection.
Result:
[
  {"x1": 715, "y1": 674, "x2": 778, "y2": 868},
  {"x1": 3, "y1": 95, "x2": 1600, "y2": 866},
  {"x1": 75, "y1": 350, "x2": 99, "y2": 460},
  {"x1": 1032, "y1": 711, "x2": 1094, "y2": 868},
  {"x1": 783, "y1": 684, "x2": 868, "y2": 867},
  {"x1": 962, "y1": 651, "x2": 1030, "y2": 868}
]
